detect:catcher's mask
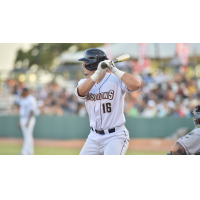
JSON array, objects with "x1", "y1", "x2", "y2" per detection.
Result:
[
  {"x1": 192, "y1": 104, "x2": 200, "y2": 126},
  {"x1": 78, "y1": 48, "x2": 109, "y2": 71}
]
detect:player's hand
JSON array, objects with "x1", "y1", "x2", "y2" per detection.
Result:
[
  {"x1": 107, "y1": 61, "x2": 117, "y2": 73},
  {"x1": 102, "y1": 60, "x2": 112, "y2": 68},
  {"x1": 91, "y1": 60, "x2": 111, "y2": 82},
  {"x1": 26, "y1": 121, "x2": 29, "y2": 128},
  {"x1": 107, "y1": 62, "x2": 125, "y2": 79},
  {"x1": 97, "y1": 61, "x2": 110, "y2": 74}
]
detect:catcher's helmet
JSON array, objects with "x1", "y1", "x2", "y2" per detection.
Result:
[
  {"x1": 78, "y1": 48, "x2": 109, "y2": 71},
  {"x1": 192, "y1": 104, "x2": 200, "y2": 126}
]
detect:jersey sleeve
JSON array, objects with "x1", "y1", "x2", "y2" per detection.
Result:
[
  {"x1": 118, "y1": 78, "x2": 139, "y2": 93},
  {"x1": 177, "y1": 129, "x2": 200, "y2": 155},
  {"x1": 74, "y1": 79, "x2": 87, "y2": 99}
]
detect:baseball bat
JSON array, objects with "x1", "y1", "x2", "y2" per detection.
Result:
[
  {"x1": 101, "y1": 54, "x2": 130, "y2": 69},
  {"x1": 112, "y1": 54, "x2": 130, "y2": 63}
]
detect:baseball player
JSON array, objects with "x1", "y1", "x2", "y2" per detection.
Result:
[
  {"x1": 169, "y1": 104, "x2": 200, "y2": 155},
  {"x1": 18, "y1": 88, "x2": 37, "y2": 155},
  {"x1": 75, "y1": 48, "x2": 141, "y2": 155}
]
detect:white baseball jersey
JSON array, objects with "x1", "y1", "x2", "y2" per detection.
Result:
[
  {"x1": 75, "y1": 73, "x2": 134, "y2": 130},
  {"x1": 178, "y1": 126, "x2": 200, "y2": 155},
  {"x1": 19, "y1": 95, "x2": 37, "y2": 118}
]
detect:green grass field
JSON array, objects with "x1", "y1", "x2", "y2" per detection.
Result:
[{"x1": 0, "y1": 143, "x2": 168, "y2": 155}]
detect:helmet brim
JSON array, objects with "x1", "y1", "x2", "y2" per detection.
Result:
[{"x1": 78, "y1": 58, "x2": 90, "y2": 62}]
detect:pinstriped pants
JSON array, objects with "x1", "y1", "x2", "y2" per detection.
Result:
[{"x1": 80, "y1": 128, "x2": 130, "y2": 155}]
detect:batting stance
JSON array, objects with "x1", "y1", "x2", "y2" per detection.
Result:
[
  {"x1": 18, "y1": 88, "x2": 37, "y2": 155},
  {"x1": 75, "y1": 48, "x2": 141, "y2": 155},
  {"x1": 169, "y1": 104, "x2": 200, "y2": 155}
]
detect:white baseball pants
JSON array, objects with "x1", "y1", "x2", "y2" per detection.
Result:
[
  {"x1": 80, "y1": 126, "x2": 130, "y2": 155},
  {"x1": 20, "y1": 117, "x2": 36, "y2": 155}
]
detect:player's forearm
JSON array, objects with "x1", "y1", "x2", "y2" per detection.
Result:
[
  {"x1": 171, "y1": 142, "x2": 186, "y2": 155},
  {"x1": 121, "y1": 73, "x2": 141, "y2": 91},
  {"x1": 107, "y1": 62, "x2": 141, "y2": 91},
  {"x1": 78, "y1": 78, "x2": 96, "y2": 96}
]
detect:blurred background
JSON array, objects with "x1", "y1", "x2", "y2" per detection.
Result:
[{"x1": 0, "y1": 43, "x2": 200, "y2": 155}]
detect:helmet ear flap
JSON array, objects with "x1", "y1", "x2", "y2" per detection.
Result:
[
  {"x1": 94, "y1": 55, "x2": 103, "y2": 69},
  {"x1": 96, "y1": 55, "x2": 99, "y2": 64}
]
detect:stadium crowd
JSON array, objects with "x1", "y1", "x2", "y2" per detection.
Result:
[
  {"x1": 1, "y1": 69, "x2": 200, "y2": 118},
  {"x1": 125, "y1": 70, "x2": 200, "y2": 118}
]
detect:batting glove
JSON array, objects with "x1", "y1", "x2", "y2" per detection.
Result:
[
  {"x1": 91, "y1": 61, "x2": 108, "y2": 82},
  {"x1": 108, "y1": 62, "x2": 125, "y2": 79}
]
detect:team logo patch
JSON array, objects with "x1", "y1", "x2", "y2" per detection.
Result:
[{"x1": 184, "y1": 131, "x2": 194, "y2": 138}]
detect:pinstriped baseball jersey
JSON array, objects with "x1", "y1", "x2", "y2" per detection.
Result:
[
  {"x1": 75, "y1": 73, "x2": 134, "y2": 130},
  {"x1": 19, "y1": 95, "x2": 37, "y2": 118}
]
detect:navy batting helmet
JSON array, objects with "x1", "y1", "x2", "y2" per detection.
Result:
[
  {"x1": 192, "y1": 104, "x2": 200, "y2": 126},
  {"x1": 78, "y1": 48, "x2": 109, "y2": 71}
]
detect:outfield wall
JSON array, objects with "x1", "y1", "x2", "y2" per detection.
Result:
[{"x1": 0, "y1": 116, "x2": 194, "y2": 139}]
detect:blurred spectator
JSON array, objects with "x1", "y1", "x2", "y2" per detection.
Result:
[
  {"x1": 1, "y1": 69, "x2": 200, "y2": 118},
  {"x1": 141, "y1": 100, "x2": 157, "y2": 118},
  {"x1": 123, "y1": 69, "x2": 200, "y2": 118},
  {"x1": 143, "y1": 73, "x2": 154, "y2": 84}
]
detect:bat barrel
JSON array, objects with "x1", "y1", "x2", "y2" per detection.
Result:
[{"x1": 113, "y1": 54, "x2": 130, "y2": 63}]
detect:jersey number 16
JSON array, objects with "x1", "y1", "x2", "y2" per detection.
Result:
[{"x1": 102, "y1": 103, "x2": 111, "y2": 113}]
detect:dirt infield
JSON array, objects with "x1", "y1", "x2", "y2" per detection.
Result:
[{"x1": 0, "y1": 138, "x2": 176, "y2": 151}]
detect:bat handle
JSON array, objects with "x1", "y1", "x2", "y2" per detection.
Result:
[
  {"x1": 112, "y1": 59, "x2": 118, "y2": 63},
  {"x1": 101, "y1": 60, "x2": 116, "y2": 69}
]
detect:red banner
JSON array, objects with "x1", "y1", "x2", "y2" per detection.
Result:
[
  {"x1": 104, "y1": 43, "x2": 113, "y2": 60},
  {"x1": 134, "y1": 43, "x2": 150, "y2": 73},
  {"x1": 138, "y1": 43, "x2": 147, "y2": 66},
  {"x1": 176, "y1": 43, "x2": 190, "y2": 66}
]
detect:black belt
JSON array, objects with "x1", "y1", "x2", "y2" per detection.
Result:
[{"x1": 91, "y1": 127, "x2": 115, "y2": 135}]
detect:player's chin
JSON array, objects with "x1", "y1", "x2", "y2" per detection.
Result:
[{"x1": 84, "y1": 74, "x2": 90, "y2": 79}]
